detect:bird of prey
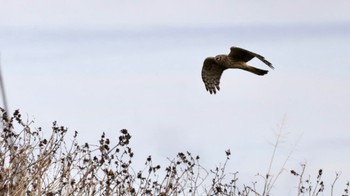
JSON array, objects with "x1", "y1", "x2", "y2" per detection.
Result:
[{"x1": 201, "y1": 46, "x2": 274, "y2": 94}]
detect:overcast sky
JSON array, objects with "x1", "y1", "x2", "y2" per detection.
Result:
[
  {"x1": 1, "y1": 0, "x2": 350, "y2": 28},
  {"x1": 1, "y1": 1, "x2": 350, "y2": 195}
]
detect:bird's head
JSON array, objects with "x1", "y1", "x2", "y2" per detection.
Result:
[{"x1": 214, "y1": 55, "x2": 226, "y2": 63}]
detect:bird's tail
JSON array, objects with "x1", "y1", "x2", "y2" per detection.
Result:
[{"x1": 244, "y1": 66, "x2": 268, "y2": 75}]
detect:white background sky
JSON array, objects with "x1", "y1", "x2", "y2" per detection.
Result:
[{"x1": 1, "y1": 0, "x2": 350, "y2": 195}]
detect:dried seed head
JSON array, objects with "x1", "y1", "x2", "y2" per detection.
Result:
[{"x1": 121, "y1": 129, "x2": 128, "y2": 134}]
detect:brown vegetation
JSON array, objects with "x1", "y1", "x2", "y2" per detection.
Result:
[{"x1": 0, "y1": 108, "x2": 348, "y2": 195}]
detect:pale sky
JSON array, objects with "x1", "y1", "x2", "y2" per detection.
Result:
[
  {"x1": 1, "y1": 1, "x2": 350, "y2": 195},
  {"x1": 1, "y1": 0, "x2": 350, "y2": 28}
]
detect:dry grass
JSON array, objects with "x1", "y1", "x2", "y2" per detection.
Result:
[{"x1": 0, "y1": 108, "x2": 348, "y2": 196}]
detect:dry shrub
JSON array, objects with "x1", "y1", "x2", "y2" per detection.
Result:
[{"x1": 0, "y1": 108, "x2": 348, "y2": 196}]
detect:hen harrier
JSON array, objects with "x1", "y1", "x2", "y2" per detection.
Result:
[{"x1": 201, "y1": 46, "x2": 274, "y2": 94}]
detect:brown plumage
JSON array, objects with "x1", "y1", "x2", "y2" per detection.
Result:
[{"x1": 201, "y1": 46, "x2": 274, "y2": 94}]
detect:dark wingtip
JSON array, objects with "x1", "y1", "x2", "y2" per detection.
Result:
[
  {"x1": 208, "y1": 88, "x2": 217, "y2": 95},
  {"x1": 257, "y1": 70, "x2": 268, "y2": 76},
  {"x1": 263, "y1": 60, "x2": 274, "y2": 69},
  {"x1": 268, "y1": 63, "x2": 275, "y2": 69}
]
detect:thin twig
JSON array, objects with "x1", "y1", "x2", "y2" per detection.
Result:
[
  {"x1": 262, "y1": 116, "x2": 287, "y2": 196},
  {"x1": 331, "y1": 172, "x2": 341, "y2": 196}
]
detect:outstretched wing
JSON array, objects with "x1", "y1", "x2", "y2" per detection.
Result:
[
  {"x1": 201, "y1": 57, "x2": 225, "y2": 94},
  {"x1": 229, "y1": 47, "x2": 274, "y2": 69}
]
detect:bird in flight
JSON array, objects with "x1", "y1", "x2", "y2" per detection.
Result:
[{"x1": 201, "y1": 46, "x2": 274, "y2": 94}]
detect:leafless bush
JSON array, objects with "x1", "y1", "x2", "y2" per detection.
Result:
[
  {"x1": 290, "y1": 164, "x2": 349, "y2": 196},
  {"x1": 0, "y1": 108, "x2": 348, "y2": 196}
]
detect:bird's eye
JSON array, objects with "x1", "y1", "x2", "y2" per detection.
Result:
[{"x1": 215, "y1": 56, "x2": 221, "y2": 61}]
